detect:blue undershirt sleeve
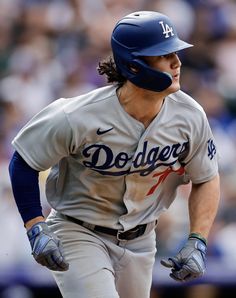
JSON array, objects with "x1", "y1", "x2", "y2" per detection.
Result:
[{"x1": 8, "y1": 151, "x2": 43, "y2": 224}]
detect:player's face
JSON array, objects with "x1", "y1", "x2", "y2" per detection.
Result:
[{"x1": 144, "y1": 52, "x2": 182, "y2": 93}]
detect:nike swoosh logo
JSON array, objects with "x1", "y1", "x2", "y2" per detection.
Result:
[{"x1": 96, "y1": 127, "x2": 114, "y2": 135}]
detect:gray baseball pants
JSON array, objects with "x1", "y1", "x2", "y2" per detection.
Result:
[{"x1": 46, "y1": 210, "x2": 157, "y2": 298}]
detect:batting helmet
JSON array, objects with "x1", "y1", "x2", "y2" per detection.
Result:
[{"x1": 111, "y1": 11, "x2": 193, "y2": 92}]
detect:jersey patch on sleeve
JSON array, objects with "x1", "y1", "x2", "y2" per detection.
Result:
[{"x1": 207, "y1": 138, "x2": 217, "y2": 160}]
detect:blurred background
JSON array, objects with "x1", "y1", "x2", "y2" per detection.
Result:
[{"x1": 0, "y1": 0, "x2": 236, "y2": 297}]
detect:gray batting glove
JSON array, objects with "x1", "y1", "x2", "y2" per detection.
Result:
[
  {"x1": 27, "y1": 222, "x2": 69, "y2": 271},
  {"x1": 160, "y1": 237, "x2": 207, "y2": 282}
]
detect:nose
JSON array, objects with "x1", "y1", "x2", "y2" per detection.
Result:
[{"x1": 171, "y1": 53, "x2": 182, "y2": 68}]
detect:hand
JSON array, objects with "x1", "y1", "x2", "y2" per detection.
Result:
[
  {"x1": 27, "y1": 222, "x2": 69, "y2": 271},
  {"x1": 160, "y1": 237, "x2": 207, "y2": 282}
]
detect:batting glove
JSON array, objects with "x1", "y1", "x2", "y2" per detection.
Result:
[
  {"x1": 160, "y1": 234, "x2": 207, "y2": 282},
  {"x1": 27, "y1": 222, "x2": 69, "y2": 271}
]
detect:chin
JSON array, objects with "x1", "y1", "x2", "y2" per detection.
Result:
[{"x1": 167, "y1": 82, "x2": 180, "y2": 93}]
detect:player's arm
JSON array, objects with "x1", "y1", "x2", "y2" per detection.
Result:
[
  {"x1": 161, "y1": 174, "x2": 220, "y2": 282},
  {"x1": 9, "y1": 151, "x2": 44, "y2": 224},
  {"x1": 9, "y1": 151, "x2": 69, "y2": 271},
  {"x1": 189, "y1": 173, "x2": 220, "y2": 239}
]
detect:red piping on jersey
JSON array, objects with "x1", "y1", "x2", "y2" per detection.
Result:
[{"x1": 146, "y1": 166, "x2": 185, "y2": 196}]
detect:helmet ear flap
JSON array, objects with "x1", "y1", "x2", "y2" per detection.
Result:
[
  {"x1": 129, "y1": 58, "x2": 173, "y2": 92},
  {"x1": 114, "y1": 55, "x2": 173, "y2": 92}
]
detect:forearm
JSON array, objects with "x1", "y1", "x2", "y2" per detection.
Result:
[
  {"x1": 160, "y1": 175, "x2": 219, "y2": 282},
  {"x1": 188, "y1": 174, "x2": 220, "y2": 239},
  {"x1": 8, "y1": 151, "x2": 44, "y2": 225}
]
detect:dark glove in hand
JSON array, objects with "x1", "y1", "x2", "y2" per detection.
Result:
[
  {"x1": 160, "y1": 237, "x2": 207, "y2": 282},
  {"x1": 27, "y1": 222, "x2": 69, "y2": 271}
]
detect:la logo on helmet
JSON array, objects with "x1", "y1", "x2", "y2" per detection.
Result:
[{"x1": 159, "y1": 21, "x2": 174, "y2": 38}]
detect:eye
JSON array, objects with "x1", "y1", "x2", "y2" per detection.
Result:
[
  {"x1": 159, "y1": 54, "x2": 171, "y2": 59},
  {"x1": 160, "y1": 52, "x2": 179, "y2": 59}
]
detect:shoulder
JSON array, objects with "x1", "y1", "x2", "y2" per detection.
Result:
[
  {"x1": 60, "y1": 85, "x2": 117, "y2": 114},
  {"x1": 23, "y1": 85, "x2": 116, "y2": 127},
  {"x1": 167, "y1": 90, "x2": 206, "y2": 115}
]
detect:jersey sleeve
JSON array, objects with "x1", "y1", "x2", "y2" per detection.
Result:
[
  {"x1": 183, "y1": 111, "x2": 219, "y2": 184},
  {"x1": 12, "y1": 98, "x2": 75, "y2": 171}
]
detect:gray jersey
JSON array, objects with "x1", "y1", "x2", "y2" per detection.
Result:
[{"x1": 12, "y1": 85, "x2": 218, "y2": 230}]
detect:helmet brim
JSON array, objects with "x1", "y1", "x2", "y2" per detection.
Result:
[{"x1": 133, "y1": 38, "x2": 193, "y2": 57}]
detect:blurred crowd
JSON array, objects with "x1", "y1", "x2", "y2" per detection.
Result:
[{"x1": 1, "y1": 0, "x2": 236, "y2": 297}]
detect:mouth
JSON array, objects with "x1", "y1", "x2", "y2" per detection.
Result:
[{"x1": 173, "y1": 73, "x2": 180, "y2": 80}]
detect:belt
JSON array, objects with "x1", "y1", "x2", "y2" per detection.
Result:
[{"x1": 65, "y1": 215, "x2": 147, "y2": 241}]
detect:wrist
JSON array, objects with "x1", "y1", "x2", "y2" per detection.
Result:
[
  {"x1": 188, "y1": 232, "x2": 207, "y2": 246},
  {"x1": 25, "y1": 216, "x2": 45, "y2": 231}
]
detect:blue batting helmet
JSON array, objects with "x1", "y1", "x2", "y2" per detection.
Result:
[{"x1": 111, "y1": 11, "x2": 193, "y2": 92}]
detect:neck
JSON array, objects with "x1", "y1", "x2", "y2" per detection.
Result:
[{"x1": 117, "y1": 82, "x2": 168, "y2": 128}]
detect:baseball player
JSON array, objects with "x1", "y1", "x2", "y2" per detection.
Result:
[{"x1": 9, "y1": 11, "x2": 220, "y2": 298}]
